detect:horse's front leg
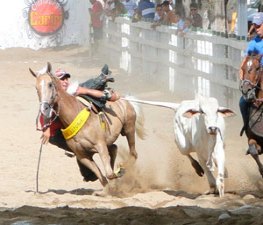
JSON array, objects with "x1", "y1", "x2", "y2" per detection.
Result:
[
  {"x1": 76, "y1": 153, "x2": 108, "y2": 186},
  {"x1": 95, "y1": 143, "x2": 117, "y2": 180},
  {"x1": 247, "y1": 143, "x2": 263, "y2": 177}
]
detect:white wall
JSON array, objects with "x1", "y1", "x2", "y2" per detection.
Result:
[{"x1": 0, "y1": 0, "x2": 90, "y2": 50}]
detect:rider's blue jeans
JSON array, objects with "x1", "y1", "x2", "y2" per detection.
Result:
[{"x1": 239, "y1": 96, "x2": 250, "y2": 128}]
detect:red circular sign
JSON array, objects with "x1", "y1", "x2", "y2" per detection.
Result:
[{"x1": 29, "y1": 0, "x2": 64, "y2": 35}]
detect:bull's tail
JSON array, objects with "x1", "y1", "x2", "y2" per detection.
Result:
[
  {"x1": 121, "y1": 97, "x2": 179, "y2": 111},
  {"x1": 125, "y1": 96, "x2": 146, "y2": 140}
]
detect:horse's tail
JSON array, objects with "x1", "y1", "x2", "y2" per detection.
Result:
[
  {"x1": 125, "y1": 96, "x2": 147, "y2": 140},
  {"x1": 121, "y1": 97, "x2": 179, "y2": 111}
]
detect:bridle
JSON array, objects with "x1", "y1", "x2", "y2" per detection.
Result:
[
  {"x1": 240, "y1": 57, "x2": 262, "y2": 101},
  {"x1": 36, "y1": 72, "x2": 60, "y2": 130}
]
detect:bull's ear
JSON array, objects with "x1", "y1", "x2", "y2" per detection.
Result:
[
  {"x1": 47, "y1": 62, "x2": 52, "y2": 73},
  {"x1": 218, "y1": 107, "x2": 236, "y2": 117},
  {"x1": 29, "y1": 68, "x2": 37, "y2": 77},
  {"x1": 183, "y1": 109, "x2": 200, "y2": 118}
]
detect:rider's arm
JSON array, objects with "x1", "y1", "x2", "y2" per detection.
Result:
[
  {"x1": 76, "y1": 86, "x2": 120, "y2": 101},
  {"x1": 41, "y1": 127, "x2": 51, "y2": 144}
]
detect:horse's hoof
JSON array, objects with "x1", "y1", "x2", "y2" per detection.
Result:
[
  {"x1": 92, "y1": 189, "x2": 107, "y2": 197},
  {"x1": 130, "y1": 150, "x2": 138, "y2": 159},
  {"x1": 114, "y1": 165, "x2": 125, "y2": 178},
  {"x1": 107, "y1": 173, "x2": 118, "y2": 180}
]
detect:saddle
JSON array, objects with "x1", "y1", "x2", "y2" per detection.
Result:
[
  {"x1": 76, "y1": 96, "x2": 109, "y2": 132},
  {"x1": 248, "y1": 104, "x2": 263, "y2": 137}
]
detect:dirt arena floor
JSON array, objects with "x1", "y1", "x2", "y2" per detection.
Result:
[{"x1": 0, "y1": 46, "x2": 263, "y2": 224}]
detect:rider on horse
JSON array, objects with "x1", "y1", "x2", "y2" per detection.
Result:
[
  {"x1": 239, "y1": 12, "x2": 263, "y2": 136},
  {"x1": 38, "y1": 65, "x2": 120, "y2": 181}
]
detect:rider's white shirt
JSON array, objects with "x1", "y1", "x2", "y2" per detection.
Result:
[{"x1": 66, "y1": 80, "x2": 79, "y2": 95}]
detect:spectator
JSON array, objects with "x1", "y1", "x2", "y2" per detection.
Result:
[
  {"x1": 162, "y1": 0, "x2": 177, "y2": 25},
  {"x1": 104, "y1": 0, "x2": 126, "y2": 21},
  {"x1": 189, "y1": 2, "x2": 202, "y2": 29},
  {"x1": 122, "y1": 0, "x2": 137, "y2": 18},
  {"x1": 137, "y1": 0, "x2": 155, "y2": 21},
  {"x1": 178, "y1": 17, "x2": 192, "y2": 36},
  {"x1": 89, "y1": 0, "x2": 104, "y2": 50},
  {"x1": 112, "y1": 0, "x2": 127, "y2": 18},
  {"x1": 151, "y1": 3, "x2": 164, "y2": 29},
  {"x1": 174, "y1": 11, "x2": 184, "y2": 30},
  {"x1": 153, "y1": 3, "x2": 164, "y2": 22}
]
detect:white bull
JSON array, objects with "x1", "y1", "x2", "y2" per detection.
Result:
[{"x1": 124, "y1": 96, "x2": 235, "y2": 197}]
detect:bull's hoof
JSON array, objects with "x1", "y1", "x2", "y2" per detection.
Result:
[
  {"x1": 204, "y1": 187, "x2": 217, "y2": 196},
  {"x1": 192, "y1": 161, "x2": 204, "y2": 177}
]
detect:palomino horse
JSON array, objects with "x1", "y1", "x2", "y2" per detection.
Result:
[
  {"x1": 240, "y1": 55, "x2": 263, "y2": 177},
  {"x1": 30, "y1": 62, "x2": 146, "y2": 187}
]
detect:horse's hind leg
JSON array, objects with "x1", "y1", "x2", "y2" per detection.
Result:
[
  {"x1": 247, "y1": 143, "x2": 263, "y2": 177},
  {"x1": 108, "y1": 144, "x2": 117, "y2": 169},
  {"x1": 121, "y1": 123, "x2": 138, "y2": 159}
]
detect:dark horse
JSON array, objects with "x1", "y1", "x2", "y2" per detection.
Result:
[{"x1": 240, "y1": 55, "x2": 263, "y2": 177}]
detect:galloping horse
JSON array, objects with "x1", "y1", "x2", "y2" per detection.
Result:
[
  {"x1": 30, "y1": 62, "x2": 146, "y2": 187},
  {"x1": 240, "y1": 55, "x2": 263, "y2": 177}
]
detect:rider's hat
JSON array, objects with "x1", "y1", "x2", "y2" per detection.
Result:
[
  {"x1": 55, "y1": 68, "x2": 71, "y2": 79},
  {"x1": 252, "y1": 12, "x2": 263, "y2": 26}
]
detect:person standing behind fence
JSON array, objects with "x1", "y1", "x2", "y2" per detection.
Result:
[
  {"x1": 137, "y1": 0, "x2": 155, "y2": 21},
  {"x1": 89, "y1": 0, "x2": 104, "y2": 51},
  {"x1": 189, "y1": 2, "x2": 202, "y2": 29},
  {"x1": 123, "y1": 0, "x2": 137, "y2": 18},
  {"x1": 177, "y1": 17, "x2": 192, "y2": 36},
  {"x1": 150, "y1": 4, "x2": 164, "y2": 29},
  {"x1": 162, "y1": 0, "x2": 177, "y2": 25}
]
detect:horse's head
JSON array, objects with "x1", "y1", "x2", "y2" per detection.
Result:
[
  {"x1": 240, "y1": 55, "x2": 262, "y2": 101},
  {"x1": 29, "y1": 62, "x2": 59, "y2": 119}
]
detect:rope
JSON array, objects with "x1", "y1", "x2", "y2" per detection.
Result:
[{"x1": 35, "y1": 143, "x2": 43, "y2": 194}]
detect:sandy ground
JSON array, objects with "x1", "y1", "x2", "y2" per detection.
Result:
[{"x1": 0, "y1": 46, "x2": 263, "y2": 224}]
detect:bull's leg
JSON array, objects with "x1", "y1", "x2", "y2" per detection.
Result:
[
  {"x1": 213, "y1": 135, "x2": 225, "y2": 197},
  {"x1": 198, "y1": 157, "x2": 217, "y2": 195},
  {"x1": 247, "y1": 143, "x2": 263, "y2": 177},
  {"x1": 187, "y1": 154, "x2": 204, "y2": 177},
  {"x1": 95, "y1": 143, "x2": 117, "y2": 180}
]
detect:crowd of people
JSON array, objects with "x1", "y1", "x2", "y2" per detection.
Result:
[{"x1": 89, "y1": 0, "x2": 203, "y2": 46}]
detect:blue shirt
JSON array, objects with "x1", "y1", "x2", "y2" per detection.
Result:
[
  {"x1": 138, "y1": 0, "x2": 155, "y2": 19},
  {"x1": 246, "y1": 35, "x2": 263, "y2": 65}
]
